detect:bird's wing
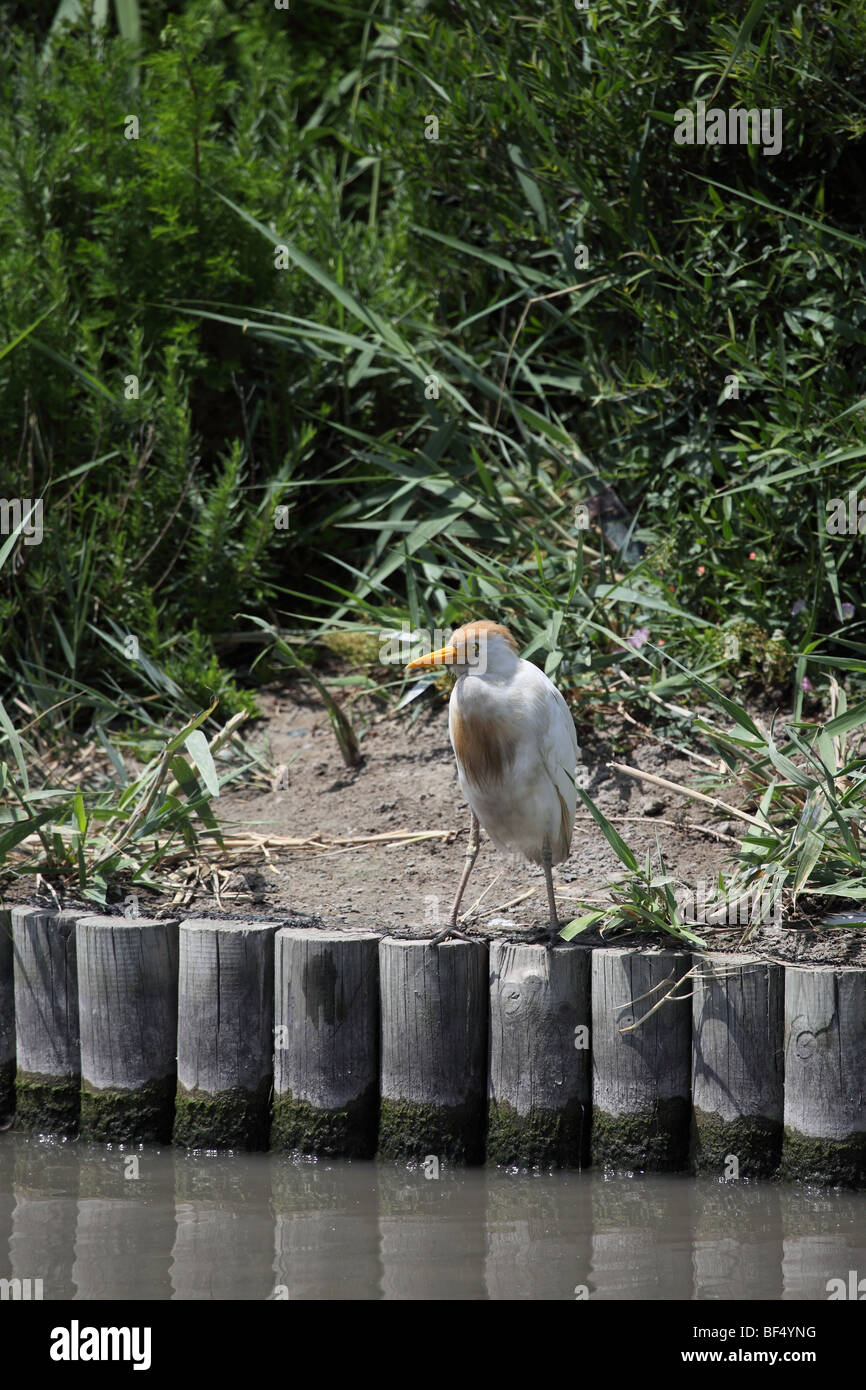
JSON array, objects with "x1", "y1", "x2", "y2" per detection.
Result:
[{"x1": 538, "y1": 679, "x2": 579, "y2": 860}]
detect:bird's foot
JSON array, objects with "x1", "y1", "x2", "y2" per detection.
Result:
[
  {"x1": 524, "y1": 922, "x2": 564, "y2": 950},
  {"x1": 429, "y1": 921, "x2": 474, "y2": 946}
]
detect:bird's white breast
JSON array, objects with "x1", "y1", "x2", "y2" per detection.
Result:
[{"x1": 448, "y1": 659, "x2": 577, "y2": 864}]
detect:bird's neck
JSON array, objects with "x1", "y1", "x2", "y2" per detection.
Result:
[{"x1": 456, "y1": 655, "x2": 521, "y2": 690}]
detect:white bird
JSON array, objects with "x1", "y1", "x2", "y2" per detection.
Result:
[{"x1": 407, "y1": 620, "x2": 579, "y2": 945}]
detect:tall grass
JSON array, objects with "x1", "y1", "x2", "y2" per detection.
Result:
[
  {"x1": 2, "y1": 0, "x2": 865, "y2": 729},
  {"x1": 3, "y1": 1, "x2": 866, "y2": 918}
]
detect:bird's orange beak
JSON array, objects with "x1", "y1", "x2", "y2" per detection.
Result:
[{"x1": 406, "y1": 643, "x2": 458, "y2": 671}]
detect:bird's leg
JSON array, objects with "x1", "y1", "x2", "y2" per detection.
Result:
[
  {"x1": 527, "y1": 838, "x2": 562, "y2": 949},
  {"x1": 430, "y1": 811, "x2": 480, "y2": 945}
]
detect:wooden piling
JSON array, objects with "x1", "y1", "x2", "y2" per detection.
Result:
[
  {"x1": 691, "y1": 953, "x2": 784, "y2": 1177},
  {"x1": 0, "y1": 909, "x2": 13, "y2": 1120},
  {"x1": 76, "y1": 915, "x2": 179, "y2": 1143},
  {"x1": 11, "y1": 907, "x2": 82, "y2": 1133},
  {"x1": 591, "y1": 947, "x2": 692, "y2": 1172},
  {"x1": 3, "y1": 887, "x2": 866, "y2": 1190},
  {"x1": 174, "y1": 919, "x2": 280, "y2": 1150},
  {"x1": 379, "y1": 938, "x2": 487, "y2": 1164},
  {"x1": 781, "y1": 965, "x2": 866, "y2": 1186},
  {"x1": 487, "y1": 942, "x2": 590, "y2": 1167},
  {"x1": 272, "y1": 929, "x2": 379, "y2": 1157}
]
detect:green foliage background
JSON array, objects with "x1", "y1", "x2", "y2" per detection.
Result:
[{"x1": 2, "y1": 0, "x2": 866, "y2": 726}]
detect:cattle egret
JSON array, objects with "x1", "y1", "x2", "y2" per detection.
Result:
[{"x1": 407, "y1": 620, "x2": 578, "y2": 945}]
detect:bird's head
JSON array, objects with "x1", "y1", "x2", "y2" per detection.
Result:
[{"x1": 406, "y1": 620, "x2": 519, "y2": 678}]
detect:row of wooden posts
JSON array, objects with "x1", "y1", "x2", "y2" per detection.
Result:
[{"x1": 0, "y1": 908, "x2": 864, "y2": 1185}]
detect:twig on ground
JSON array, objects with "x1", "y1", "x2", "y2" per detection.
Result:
[
  {"x1": 573, "y1": 812, "x2": 741, "y2": 844},
  {"x1": 608, "y1": 762, "x2": 765, "y2": 830}
]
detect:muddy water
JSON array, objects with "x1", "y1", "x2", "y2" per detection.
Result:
[{"x1": 1, "y1": 1132, "x2": 865, "y2": 1301}]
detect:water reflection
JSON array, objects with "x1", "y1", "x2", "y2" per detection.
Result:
[{"x1": 1, "y1": 1133, "x2": 864, "y2": 1300}]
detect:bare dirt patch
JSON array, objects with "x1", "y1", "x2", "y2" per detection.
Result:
[
  {"x1": 7, "y1": 683, "x2": 866, "y2": 966},
  {"x1": 184, "y1": 686, "x2": 734, "y2": 933}
]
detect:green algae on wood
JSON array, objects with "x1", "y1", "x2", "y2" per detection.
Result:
[
  {"x1": 487, "y1": 1097, "x2": 588, "y2": 1168},
  {"x1": 0, "y1": 1058, "x2": 14, "y2": 1122},
  {"x1": 272, "y1": 1083, "x2": 378, "y2": 1158},
  {"x1": 14, "y1": 1070, "x2": 80, "y2": 1135},
  {"x1": 691, "y1": 1107, "x2": 781, "y2": 1178},
  {"x1": 174, "y1": 1079, "x2": 273, "y2": 1151},
  {"x1": 779, "y1": 1127, "x2": 866, "y2": 1188},
  {"x1": 80, "y1": 1076, "x2": 175, "y2": 1143},
  {"x1": 592, "y1": 1097, "x2": 691, "y2": 1172},
  {"x1": 378, "y1": 1096, "x2": 484, "y2": 1164}
]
